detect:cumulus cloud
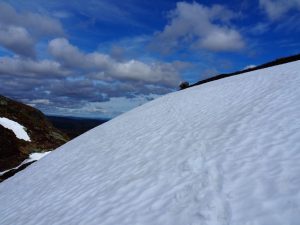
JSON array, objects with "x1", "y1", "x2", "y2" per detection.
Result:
[
  {"x1": 198, "y1": 29, "x2": 244, "y2": 52},
  {"x1": 0, "y1": 25, "x2": 35, "y2": 57},
  {"x1": 0, "y1": 2, "x2": 64, "y2": 57},
  {"x1": 108, "y1": 60, "x2": 180, "y2": 85},
  {"x1": 0, "y1": 73, "x2": 174, "y2": 118},
  {"x1": 260, "y1": 0, "x2": 300, "y2": 20},
  {"x1": 0, "y1": 35, "x2": 183, "y2": 117},
  {"x1": 48, "y1": 38, "x2": 111, "y2": 70},
  {"x1": 0, "y1": 2, "x2": 186, "y2": 117},
  {"x1": 49, "y1": 38, "x2": 181, "y2": 86},
  {"x1": 0, "y1": 57, "x2": 69, "y2": 77},
  {"x1": 152, "y1": 2, "x2": 245, "y2": 53},
  {"x1": 0, "y1": 2, "x2": 64, "y2": 36},
  {"x1": 0, "y1": 36, "x2": 183, "y2": 116}
]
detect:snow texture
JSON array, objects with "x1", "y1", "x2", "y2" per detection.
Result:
[
  {"x1": 0, "y1": 61, "x2": 300, "y2": 225},
  {"x1": 0, "y1": 117, "x2": 31, "y2": 141}
]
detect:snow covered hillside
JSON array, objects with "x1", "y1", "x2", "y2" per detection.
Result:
[
  {"x1": 0, "y1": 61, "x2": 300, "y2": 225},
  {"x1": 0, "y1": 117, "x2": 31, "y2": 141}
]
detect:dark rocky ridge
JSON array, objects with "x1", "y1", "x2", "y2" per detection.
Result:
[{"x1": 0, "y1": 95, "x2": 69, "y2": 173}]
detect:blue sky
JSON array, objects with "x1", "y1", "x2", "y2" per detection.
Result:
[{"x1": 0, "y1": 0, "x2": 299, "y2": 118}]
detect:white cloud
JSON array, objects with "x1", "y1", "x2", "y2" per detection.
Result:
[
  {"x1": 48, "y1": 38, "x2": 111, "y2": 70},
  {"x1": 49, "y1": 38, "x2": 181, "y2": 86},
  {"x1": 27, "y1": 99, "x2": 51, "y2": 107},
  {"x1": 260, "y1": 0, "x2": 300, "y2": 20},
  {"x1": 109, "y1": 60, "x2": 180, "y2": 85},
  {"x1": 153, "y1": 2, "x2": 245, "y2": 53},
  {"x1": 0, "y1": 2, "x2": 64, "y2": 36},
  {"x1": 0, "y1": 2, "x2": 64, "y2": 57},
  {"x1": 0, "y1": 25, "x2": 35, "y2": 57},
  {"x1": 198, "y1": 29, "x2": 244, "y2": 52},
  {"x1": 0, "y1": 57, "x2": 69, "y2": 77}
]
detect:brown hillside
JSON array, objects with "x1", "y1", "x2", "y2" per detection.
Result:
[{"x1": 0, "y1": 95, "x2": 69, "y2": 172}]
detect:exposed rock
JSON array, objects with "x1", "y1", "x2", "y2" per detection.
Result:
[
  {"x1": 0, "y1": 126, "x2": 27, "y2": 171},
  {"x1": 0, "y1": 95, "x2": 69, "y2": 173}
]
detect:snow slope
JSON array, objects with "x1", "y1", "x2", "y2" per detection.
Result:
[
  {"x1": 0, "y1": 61, "x2": 300, "y2": 225},
  {"x1": 0, "y1": 117, "x2": 31, "y2": 141}
]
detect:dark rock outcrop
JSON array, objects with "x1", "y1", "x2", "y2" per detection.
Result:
[
  {"x1": 0, "y1": 95, "x2": 69, "y2": 173},
  {"x1": 0, "y1": 126, "x2": 27, "y2": 171}
]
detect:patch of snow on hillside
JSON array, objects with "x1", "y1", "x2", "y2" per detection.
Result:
[
  {"x1": 29, "y1": 151, "x2": 51, "y2": 161},
  {"x1": 0, "y1": 117, "x2": 30, "y2": 141},
  {"x1": 0, "y1": 151, "x2": 51, "y2": 176},
  {"x1": 244, "y1": 64, "x2": 256, "y2": 70},
  {"x1": 0, "y1": 61, "x2": 300, "y2": 225}
]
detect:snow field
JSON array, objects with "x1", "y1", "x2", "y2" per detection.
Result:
[{"x1": 0, "y1": 61, "x2": 300, "y2": 225}]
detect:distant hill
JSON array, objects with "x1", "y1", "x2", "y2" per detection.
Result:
[
  {"x1": 0, "y1": 95, "x2": 69, "y2": 180},
  {"x1": 47, "y1": 116, "x2": 108, "y2": 139},
  {"x1": 189, "y1": 53, "x2": 300, "y2": 88}
]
